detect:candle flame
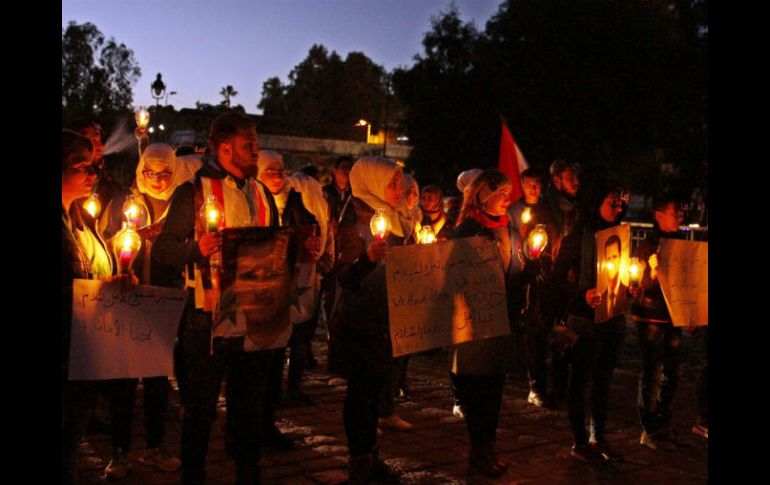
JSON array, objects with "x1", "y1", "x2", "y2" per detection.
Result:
[
  {"x1": 85, "y1": 200, "x2": 98, "y2": 217},
  {"x1": 531, "y1": 232, "x2": 544, "y2": 248},
  {"x1": 207, "y1": 209, "x2": 220, "y2": 223},
  {"x1": 135, "y1": 108, "x2": 150, "y2": 128},
  {"x1": 521, "y1": 207, "x2": 532, "y2": 224}
]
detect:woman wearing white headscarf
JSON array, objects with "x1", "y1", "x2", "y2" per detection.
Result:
[
  {"x1": 98, "y1": 143, "x2": 200, "y2": 479},
  {"x1": 328, "y1": 156, "x2": 415, "y2": 484},
  {"x1": 257, "y1": 150, "x2": 332, "y2": 446}
]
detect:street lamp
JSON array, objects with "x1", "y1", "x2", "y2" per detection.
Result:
[
  {"x1": 151, "y1": 73, "x2": 166, "y2": 108},
  {"x1": 355, "y1": 119, "x2": 371, "y2": 143},
  {"x1": 165, "y1": 90, "x2": 177, "y2": 106}
]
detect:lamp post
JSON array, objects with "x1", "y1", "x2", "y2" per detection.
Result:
[{"x1": 355, "y1": 119, "x2": 371, "y2": 144}]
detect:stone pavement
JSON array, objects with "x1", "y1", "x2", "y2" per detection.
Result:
[{"x1": 77, "y1": 319, "x2": 708, "y2": 484}]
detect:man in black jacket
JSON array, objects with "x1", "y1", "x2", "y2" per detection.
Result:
[
  {"x1": 153, "y1": 112, "x2": 279, "y2": 485},
  {"x1": 631, "y1": 194, "x2": 686, "y2": 450}
]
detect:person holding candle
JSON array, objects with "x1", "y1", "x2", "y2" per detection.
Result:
[
  {"x1": 505, "y1": 168, "x2": 557, "y2": 408},
  {"x1": 448, "y1": 169, "x2": 532, "y2": 477},
  {"x1": 62, "y1": 129, "x2": 102, "y2": 485},
  {"x1": 552, "y1": 180, "x2": 630, "y2": 464},
  {"x1": 328, "y1": 156, "x2": 417, "y2": 484},
  {"x1": 97, "y1": 143, "x2": 201, "y2": 479},
  {"x1": 152, "y1": 112, "x2": 279, "y2": 485},
  {"x1": 630, "y1": 193, "x2": 688, "y2": 450},
  {"x1": 419, "y1": 185, "x2": 453, "y2": 241},
  {"x1": 257, "y1": 150, "x2": 331, "y2": 443}
]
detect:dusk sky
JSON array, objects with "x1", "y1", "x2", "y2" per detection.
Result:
[{"x1": 62, "y1": 0, "x2": 502, "y2": 114}]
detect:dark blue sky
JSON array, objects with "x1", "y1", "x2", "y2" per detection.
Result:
[{"x1": 63, "y1": 0, "x2": 502, "y2": 114}]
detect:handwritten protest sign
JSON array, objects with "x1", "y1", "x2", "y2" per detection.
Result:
[
  {"x1": 385, "y1": 236, "x2": 510, "y2": 357},
  {"x1": 69, "y1": 280, "x2": 187, "y2": 380},
  {"x1": 657, "y1": 239, "x2": 708, "y2": 327}
]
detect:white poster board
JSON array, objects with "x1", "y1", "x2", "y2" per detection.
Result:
[
  {"x1": 69, "y1": 279, "x2": 187, "y2": 380},
  {"x1": 657, "y1": 239, "x2": 708, "y2": 327},
  {"x1": 385, "y1": 236, "x2": 510, "y2": 357}
]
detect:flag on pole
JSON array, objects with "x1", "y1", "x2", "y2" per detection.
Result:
[{"x1": 498, "y1": 116, "x2": 529, "y2": 203}]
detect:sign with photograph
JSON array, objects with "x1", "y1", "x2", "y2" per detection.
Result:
[{"x1": 595, "y1": 224, "x2": 631, "y2": 323}]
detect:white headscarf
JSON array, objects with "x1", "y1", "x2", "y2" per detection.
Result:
[
  {"x1": 286, "y1": 172, "x2": 330, "y2": 259},
  {"x1": 349, "y1": 156, "x2": 414, "y2": 238},
  {"x1": 403, "y1": 173, "x2": 423, "y2": 223},
  {"x1": 257, "y1": 150, "x2": 289, "y2": 212},
  {"x1": 136, "y1": 143, "x2": 201, "y2": 201},
  {"x1": 456, "y1": 168, "x2": 483, "y2": 194}
]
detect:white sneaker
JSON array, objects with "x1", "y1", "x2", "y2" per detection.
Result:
[
  {"x1": 452, "y1": 404, "x2": 465, "y2": 418},
  {"x1": 105, "y1": 449, "x2": 131, "y2": 479}
]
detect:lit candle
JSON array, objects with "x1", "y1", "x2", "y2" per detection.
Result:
[
  {"x1": 122, "y1": 195, "x2": 146, "y2": 228},
  {"x1": 370, "y1": 208, "x2": 391, "y2": 240},
  {"x1": 629, "y1": 257, "x2": 642, "y2": 287},
  {"x1": 135, "y1": 107, "x2": 150, "y2": 129},
  {"x1": 113, "y1": 223, "x2": 141, "y2": 275},
  {"x1": 526, "y1": 224, "x2": 549, "y2": 259},
  {"x1": 420, "y1": 225, "x2": 436, "y2": 244},
  {"x1": 83, "y1": 194, "x2": 101, "y2": 218},
  {"x1": 521, "y1": 207, "x2": 532, "y2": 225},
  {"x1": 201, "y1": 195, "x2": 224, "y2": 233}
]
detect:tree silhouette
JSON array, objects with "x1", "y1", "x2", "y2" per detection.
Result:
[
  {"x1": 62, "y1": 21, "x2": 141, "y2": 122},
  {"x1": 219, "y1": 85, "x2": 239, "y2": 108}
]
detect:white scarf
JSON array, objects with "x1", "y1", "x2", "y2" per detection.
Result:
[{"x1": 349, "y1": 157, "x2": 415, "y2": 239}]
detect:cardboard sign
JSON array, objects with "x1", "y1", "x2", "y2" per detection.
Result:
[
  {"x1": 385, "y1": 236, "x2": 511, "y2": 357},
  {"x1": 595, "y1": 224, "x2": 631, "y2": 323},
  {"x1": 657, "y1": 239, "x2": 708, "y2": 327},
  {"x1": 217, "y1": 227, "x2": 294, "y2": 350},
  {"x1": 69, "y1": 280, "x2": 187, "y2": 380}
]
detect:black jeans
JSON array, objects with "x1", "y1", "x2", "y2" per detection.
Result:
[
  {"x1": 262, "y1": 347, "x2": 285, "y2": 436},
  {"x1": 450, "y1": 372, "x2": 505, "y2": 448},
  {"x1": 106, "y1": 376, "x2": 171, "y2": 452},
  {"x1": 567, "y1": 316, "x2": 626, "y2": 445},
  {"x1": 379, "y1": 356, "x2": 409, "y2": 417},
  {"x1": 344, "y1": 372, "x2": 385, "y2": 457},
  {"x1": 63, "y1": 378, "x2": 97, "y2": 485},
  {"x1": 287, "y1": 316, "x2": 318, "y2": 392},
  {"x1": 636, "y1": 321, "x2": 682, "y2": 434},
  {"x1": 695, "y1": 327, "x2": 708, "y2": 426},
  {"x1": 178, "y1": 306, "x2": 271, "y2": 485}
]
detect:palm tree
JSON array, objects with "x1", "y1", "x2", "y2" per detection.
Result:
[{"x1": 219, "y1": 85, "x2": 238, "y2": 108}]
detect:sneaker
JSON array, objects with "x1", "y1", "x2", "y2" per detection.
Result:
[
  {"x1": 378, "y1": 413, "x2": 413, "y2": 431},
  {"x1": 527, "y1": 391, "x2": 546, "y2": 408},
  {"x1": 691, "y1": 424, "x2": 708, "y2": 440},
  {"x1": 452, "y1": 404, "x2": 465, "y2": 419},
  {"x1": 640, "y1": 430, "x2": 658, "y2": 450},
  {"x1": 570, "y1": 444, "x2": 607, "y2": 465},
  {"x1": 139, "y1": 447, "x2": 181, "y2": 472},
  {"x1": 590, "y1": 440, "x2": 623, "y2": 461},
  {"x1": 105, "y1": 450, "x2": 131, "y2": 480}
]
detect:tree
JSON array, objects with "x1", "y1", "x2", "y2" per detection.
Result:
[
  {"x1": 219, "y1": 85, "x2": 239, "y2": 108},
  {"x1": 62, "y1": 21, "x2": 141, "y2": 121},
  {"x1": 393, "y1": 0, "x2": 707, "y2": 193},
  {"x1": 258, "y1": 44, "x2": 388, "y2": 140}
]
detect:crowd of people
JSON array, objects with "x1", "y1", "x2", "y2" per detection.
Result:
[{"x1": 62, "y1": 112, "x2": 708, "y2": 485}]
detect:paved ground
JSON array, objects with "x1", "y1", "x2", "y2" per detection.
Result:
[{"x1": 76, "y1": 319, "x2": 708, "y2": 484}]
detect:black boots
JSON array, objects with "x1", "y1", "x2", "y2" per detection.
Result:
[{"x1": 469, "y1": 442, "x2": 508, "y2": 477}]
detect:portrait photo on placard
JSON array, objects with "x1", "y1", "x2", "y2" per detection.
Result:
[
  {"x1": 594, "y1": 224, "x2": 631, "y2": 323},
  {"x1": 218, "y1": 227, "x2": 295, "y2": 349}
]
